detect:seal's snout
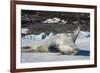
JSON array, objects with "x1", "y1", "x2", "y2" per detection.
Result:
[
  {"x1": 59, "y1": 45, "x2": 80, "y2": 55},
  {"x1": 72, "y1": 48, "x2": 80, "y2": 55}
]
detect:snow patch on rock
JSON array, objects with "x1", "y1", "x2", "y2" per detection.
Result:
[{"x1": 43, "y1": 17, "x2": 67, "y2": 24}]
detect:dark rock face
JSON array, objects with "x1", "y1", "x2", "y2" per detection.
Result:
[
  {"x1": 27, "y1": 23, "x2": 79, "y2": 34},
  {"x1": 21, "y1": 10, "x2": 90, "y2": 35}
]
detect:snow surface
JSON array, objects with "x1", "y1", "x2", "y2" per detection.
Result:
[
  {"x1": 21, "y1": 52, "x2": 89, "y2": 63},
  {"x1": 43, "y1": 17, "x2": 67, "y2": 24},
  {"x1": 21, "y1": 31, "x2": 90, "y2": 63},
  {"x1": 21, "y1": 28, "x2": 28, "y2": 34}
]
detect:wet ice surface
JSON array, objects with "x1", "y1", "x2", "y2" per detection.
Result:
[
  {"x1": 21, "y1": 31, "x2": 90, "y2": 63},
  {"x1": 22, "y1": 52, "x2": 90, "y2": 63}
]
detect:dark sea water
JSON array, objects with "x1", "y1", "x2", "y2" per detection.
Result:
[{"x1": 76, "y1": 50, "x2": 90, "y2": 56}]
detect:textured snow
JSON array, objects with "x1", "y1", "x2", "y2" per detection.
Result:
[
  {"x1": 43, "y1": 18, "x2": 61, "y2": 23},
  {"x1": 21, "y1": 28, "x2": 28, "y2": 34},
  {"x1": 43, "y1": 17, "x2": 67, "y2": 24},
  {"x1": 21, "y1": 52, "x2": 89, "y2": 63}
]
